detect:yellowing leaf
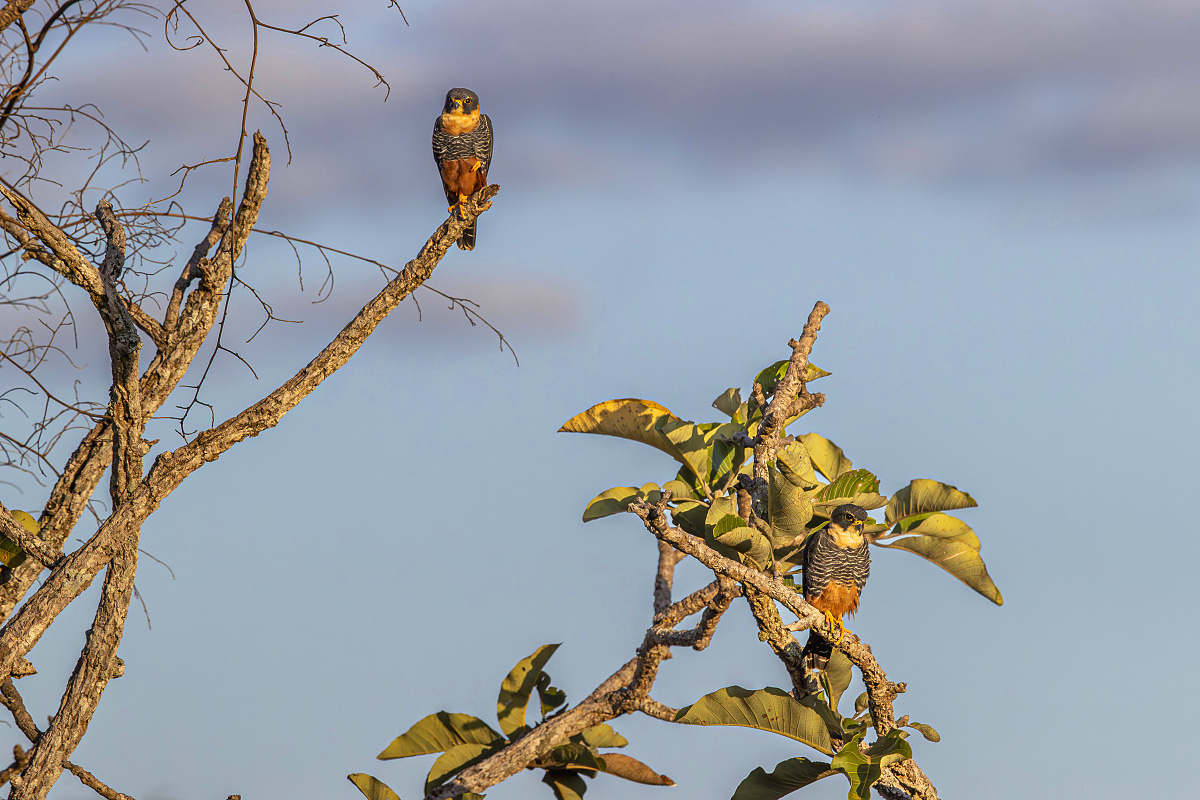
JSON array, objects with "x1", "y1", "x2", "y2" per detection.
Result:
[
  {"x1": 732, "y1": 758, "x2": 836, "y2": 800},
  {"x1": 425, "y1": 742, "x2": 499, "y2": 793},
  {"x1": 377, "y1": 712, "x2": 502, "y2": 759},
  {"x1": 884, "y1": 479, "x2": 977, "y2": 525},
  {"x1": 582, "y1": 484, "x2": 661, "y2": 522},
  {"x1": 674, "y1": 686, "x2": 833, "y2": 755},
  {"x1": 497, "y1": 644, "x2": 560, "y2": 737},
  {"x1": 559, "y1": 399, "x2": 679, "y2": 459},
  {"x1": 889, "y1": 512, "x2": 980, "y2": 550},
  {"x1": 347, "y1": 774, "x2": 401, "y2": 800},
  {"x1": 580, "y1": 723, "x2": 627, "y2": 748},
  {"x1": 879, "y1": 536, "x2": 1002, "y2": 605},
  {"x1": 798, "y1": 434, "x2": 852, "y2": 481}
]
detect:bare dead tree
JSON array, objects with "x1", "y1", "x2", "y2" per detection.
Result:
[{"x1": 0, "y1": 4, "x2": 507, "y2": 799}]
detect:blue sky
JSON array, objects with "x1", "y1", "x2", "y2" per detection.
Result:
[{"x1": 4, "y1": 1, "x2": 1199, "y2": 798}]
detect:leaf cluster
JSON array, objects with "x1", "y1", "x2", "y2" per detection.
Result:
[
  {"x1": 563, "y1": 360, "x2": 1002, "y2": 604},
  {"x1": 673, "y1": 652, "x2": 939, "y2": 799},
  {"x1": 349, "y1": 644, "x2": 672, "y2": 800}
]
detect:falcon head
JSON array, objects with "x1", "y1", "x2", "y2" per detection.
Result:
[
  {"x1": 830, "y1": 504, "x2": 868, "y2": 531},
  {"x1": 443, "y1": 88, "x2": 480, "y2": 116}
]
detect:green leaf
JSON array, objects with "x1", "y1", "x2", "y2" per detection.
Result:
[
  {"x1": 581, "y1": 484, "x2": 661, "y2": 522},
  {"x1": 579, "y1": 723, "x2": 627, "y2": 748},
  {"x1": 426, "y1": 742, "x2": 500, "y2": 793},
  {"x1": 888, "y1": 512, "x2": 980, "y2": 549},
  {"x1": 348, "y1": 774, "x2": 401, "y2": 800},
  {"x1": 753, "y1": 361, "x2": 832, "y2": 397},
  {"x1": 498, "y1": 644, "x2": 561, "y2": 738},
  {"x1": 713, "y1": 387, "x2": 743, "y2": 418},
  {"x1": 830, "y1": 731, "x2": 912, "y2": 800},
  {"x1": 799, "y1": 695, "x2": 843, "y2": 742},
  {"x1": 670, "y1": 500, "x2": 708, "y2": 537},
  {"x1": 814, "y1": 469, "x2": 885, "y2": 511},
  {"x1": 708, "y1": 424, "x2": 751, "y2": 492},
  {"x1": 559, "y1": 399, "x2": 680, "y2": 459},
  {"x1": 378, "y1": 712, "x2": 503, "y2": 759},
  {"x1": 776, "y1": 442, "x2": 819, "y2": 489},
  {"x1": 674, "y1": 686, "x2": 833, "y2": 755},
  {"x1": 878, "y1": 536, "x2": 1003, "y2": 605},
  {"x1": 884, "y1": 479, "x2": 977, "y2": 525},
  {"x1": 906, "y1": 722, "x2": 941, "y2": 742},
  {"x1": 542, "y1": 770, "x2": 588, "y2": 800},
  {"x1": 712, "y1": 514, "x2": 773, "y2": 569},
  {"x1": 823, "y1": 649, "x2": 853, "y2": 714},
  {"x1": 596, "y1": 753, "x2": 675, "y2": 786},
  {"x1": 662, "y1": 477, "x2": 701, "y2": 502},
  {"x1": 732, "y1": 758, "x2": 836, "y2": 800},
  {"x1": 536, "y1": 671, "x2": 567, "y2": 717},
  {"x1": 853, "y1": 693, "x2": 869, "y2": 715},
  {"x1": 798, "y1": 434, "x2": 852, "y2": 481},
  {"x1": 658, "y1": 419, "x2": 716, "y2": 486},
  {"x1": 549, "y1": 743, "x2": 601, "y2": 771},
  {"x1": 767, "y1": 444, "x2": 817, "y2": 548}
]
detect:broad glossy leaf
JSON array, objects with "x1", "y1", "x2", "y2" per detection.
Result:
[
  {"x1": 674, "y1": 686, "x2": 833, "y2": 755},
  {"x1": 754, "y1": 360, "x2": 832, "y2": 397},
  {"x1": 671, "y1": 500, "x2": 708, "y2": 537},
  {"x1": 549, "y1": 742, "x2": 601, "y2": 771},
  {"x1": 378, "y1": 712, "x2": 503, "y2": 759},
  {"x1": 582, "y1": 484, "x2": 661, "y2": 522},
  {"x1": 498, "y1": 644, "x2": 561, "y2": 737},
  {"x1": 704, "y1": 496, "x2": 738, "y2": 535},
  {"x1": 708, "y1": 426, "x2": 751, "y2": 492},
  {"x1": 537, "y1": 671, "x2": 567, "y2": 716},
  {"x1": 798, "y1": 433, "x2": 852, "y2": 481},
  {"x1": 799, "y1": 695, "x2": 843, "y2": 741},
  {"x1": 348, "y1": 774, "x2": 401, "y2": 800},
  {"x1": 879, "y1": 536, "x2": 1003, "y2": 605},
  {"x1": 888, "y1": 512, "x2": 979, "y2": 550},
  {"x1": 776, "y1": 442, "x2": 819, "y2": 489},
  {"x1": 830, "y1": 731, "x2": 912, "y2": 800},
  {"x1": 580, "y1": 723, "x2": 627, "y2": 748},
  {"x1": 824, "y1": 649, "x2": 853, "y2": 714},
  {"x1": 713, "y1": 387, "x2": 743, "y2": 418},
  {"x1": 767, "y1": 474, "x2": 814, "y2": 547},
  {"x1": 597, "y1": 753, "x2": 675, "y2": 786},
  {"x1": 712, "y1": 514, "x2": 773, "y2": 569},
  {"x1": 853, "y1": 693, "x2": 869, "y2": 715},
  {"x1": 662, "y1": 476, "x2": 702, "y2": 502},
  {"x1": 542, "y1": 770, "x2": 588, "y2": 800},
  {"x1": 814, "y1": 469, "x2": 885, "y2": 511},
  {"x1": 658, "y1": 419, "x2": 715, "y2": 486},
  {"x1": 884, "y1": 479, "x2": 977, "y2": 525},
  {"x1": 732, "y1": 758, "x2": 836, "y2": 800},
  {"x1": 559, "y1": 399, "x2": 679, "y2": 459},
  {"x1": 426, "y1": 742, "x2": 499, "y2": 792}
]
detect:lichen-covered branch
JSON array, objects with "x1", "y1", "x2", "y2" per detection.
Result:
[
  {"x1": 425, "y1": 560, "x2": 740, "y2": 800},
  {"x1": 630, "y1": 497, "x2": 940, "y2": 800},
  {"x1": 0, "y1": 181, "x2": 500, "y2": 694},
  {"x1": 751, "y1": 301, "x2": 830, "y2": 487}
]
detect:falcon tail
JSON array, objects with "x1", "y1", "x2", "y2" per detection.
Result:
[
  {"x1": 456, "y1": 219, "x2": 476, "y2": 251},
  {"x1": 802, "y1": 629, "x2": 834, "y2": 672}
]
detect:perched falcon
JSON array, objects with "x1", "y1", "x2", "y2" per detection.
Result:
[
  {"x1": 801, "y1": 503, "x2": 871, "y2": 671},
  {"x1": 432, "y1": 87, "x2": 494, "y2": 251}
]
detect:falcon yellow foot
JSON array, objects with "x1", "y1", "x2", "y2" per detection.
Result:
[
  {"x1": 824, "y1": 610, "x2": 848, "y2": 644},
  {"x1": 470, "y1": 161, "x2": 484, "y2": 173}
]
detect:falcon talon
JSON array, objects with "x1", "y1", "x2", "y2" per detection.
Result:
[{"x1": 432, "y1": 88, "x2": 493, "y2": 251}]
